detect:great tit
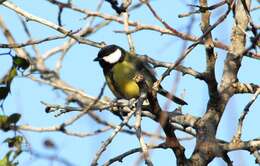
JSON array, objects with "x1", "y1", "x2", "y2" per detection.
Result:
[{"x1": 94, "y1": 45, "x2": 187, "y2": 105}]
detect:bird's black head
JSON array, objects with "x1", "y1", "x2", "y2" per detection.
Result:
[{"x1": 94, "y1": 45, "x2": 125, "y2": 69}]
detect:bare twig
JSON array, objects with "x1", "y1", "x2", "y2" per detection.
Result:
[
  {"x1": 25, "y1": 149, "x2": 76, "y2": 166},
  {"x1": 139, "y1": 55, "x2": 204, "y2": 80},
  {"x1": 0, "y1": 16, "x2": 28, "y2": 58},
  {"x1": 103, "y1": 143, "x2": 167, "y2": 166},
  {"x1": 10, "y1": 83, "x2": 107, "y2": 138},
  {"x1": 19, "y1": 17, "x2": 41, "y2": 57},
  {"x1": 47, "y1": 0, "x2": 231, "y2": 52},
  {"x1": 232, "y1": 88, "x2": 260, "y2": 143},
  {"x1": 0, "y1": 34, "x2": 68, "y2": 48},
  {"x1": 3, "y1": 1, "x2": 105, "y2": 48},
  {"x1": 233, "y1": 82, "x2": 260, "y2": 94},
  {"x1": 53, "y1": 82, "x2": 106, "y2": 127},
  {"x1": 253, "y1": 150, "x2": 260, "y2": 164},
  {"x1": 178, "y1": 0, "x2": 227, "y2": 18},
  {"x1": 28, "y1": 75, "x2": 110, "y2": 109},
  {"x1": 14, "y1": 124, "x2": 111, "y2": 138},
  {"x1": 251, "y1": 5, "x2": 260, "y2": 11},
  {"x1": 221, "y1": 139, "x2": 260, "y2": 152},
  {"x1": 54, "y1": 0, "x2": 105, "y2": 73},
  {"x1": 123, "y1": 12, "x2": 135, "y2": 53},
  {"x1": 152, "y1": 3, "x2": 232, "y2": 89},
  {"x1": 91, "y1": 108, "x2": 136, "y2": 166},
  {"x1": 89, "y1": 112, "x2": 168, "y2": 139},
  {"x1": 135, "y1": 69, "x2": 187, "y2": 165},
  {"x1": 134, "y1": 74, "x2": 153, "y2": 166}
]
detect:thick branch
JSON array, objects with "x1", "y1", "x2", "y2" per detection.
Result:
[{"x1": 135, "y1": 73, "x2": 187, "y2": 165}]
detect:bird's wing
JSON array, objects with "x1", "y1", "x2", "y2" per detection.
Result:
[
  {"x1": 132, "y1": 55, "x2": 157, "y2": 83},
  {"x1": 134, "y1": 55, "x2": 188, "y2": 105},
  {"x1": 104, "y1": 70, "x2": 124, "y2": 99}
]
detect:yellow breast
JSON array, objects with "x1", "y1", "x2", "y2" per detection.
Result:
[{"x1": 112, "y1": 61, "x2": 140, "y2": 99}]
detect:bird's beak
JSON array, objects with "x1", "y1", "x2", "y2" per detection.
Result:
[{"x1": 93, "y1": 57, "x2": 101, "y2": 61}]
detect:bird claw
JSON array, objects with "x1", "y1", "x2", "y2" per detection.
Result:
[
  {"x1": 113, "y1": 98, "x2": 137, "y2": 109},
  {"x1": 128, "y1": 98, "x2": 138, "y2": 108},
  {"x1": 152, "y1": 80, "x2": 160, "y2": 92}
]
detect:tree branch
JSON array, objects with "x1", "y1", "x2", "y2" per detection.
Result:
[
  {"x1": 2, "y1": 1, "x2": 105, "y2": 48},
  {"x1": 232, "y1": 88, "x2": 260, "y2": 143},
  {"x1": 91, "y1": 108, "x2": 136, "y2": 166}
]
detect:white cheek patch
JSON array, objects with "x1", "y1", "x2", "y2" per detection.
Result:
[{"x1": 103, "y1": 49, "x2": 121, "y2": 63}]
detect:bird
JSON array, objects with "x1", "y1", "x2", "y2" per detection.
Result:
[{"x1": 94, "y1": 44, "x2": 187, "y2": 105}]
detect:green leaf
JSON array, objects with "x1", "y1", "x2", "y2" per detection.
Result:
[
  {"x1": 0, "y1": 113, "x2": 21, "y2": 131},
  {"x1": 0, "y1": 85, "x2": 10, "y2": 101},
  {"x1": 0, "y1": 115, "x2": 8, "y2": 123},
  {"x1": 0, "y1": 151, "x2": 18, "y2": 166},
  {"x1": 0, "y1": 151, "x2": 19, "y2": 166},
  {"x1": 5, "y1": 67, "x2": 17, "y2": 86},
  {"x1": 12, "y1": 56, "x2": 30, "y2": 70},
  {"x1": 0, "y1": 67, "x2": 17, "y2": 102},
  {"x1": 0, "y1": 155, "x2": 10, "y2": 166},
  {"x1": 0, "y1": 115, "x2": 9, "y2": 131},
  {"x1": 0, "y1": 67, "x2": 17, "y2": 86},
  {"x1": 4, "y1": 136, "x2": 23, "y2": 149},
  {"x1": 7, "y1": 113, "x2": 21, "y2": 124}
]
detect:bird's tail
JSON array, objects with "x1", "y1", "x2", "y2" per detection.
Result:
[{"x1": 158, "y1": 88, "x2": 187, "y2": 105}]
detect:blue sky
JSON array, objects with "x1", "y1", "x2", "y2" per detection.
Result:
[{"x1": 0, "y1": 0, "x2": 259, "y2": 166}]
